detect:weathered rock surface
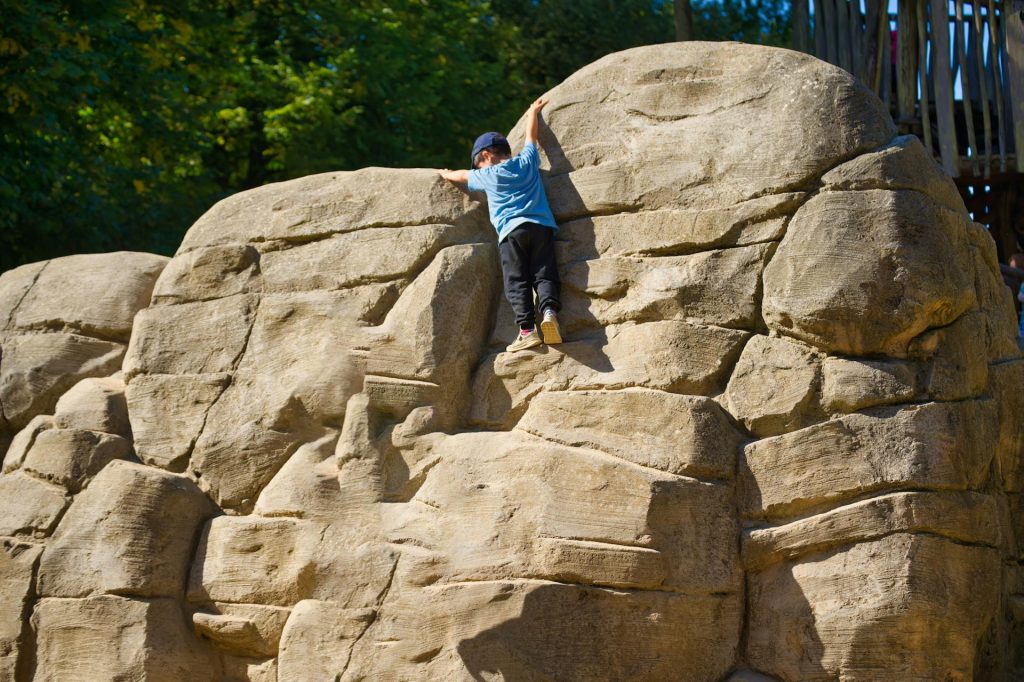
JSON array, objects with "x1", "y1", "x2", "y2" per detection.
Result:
[
  {"x1": 1, "y1": 40, "x2": 1023, "y2": 681},
  {"x1": 37, "y1": 460, "x2": 216, "y2": 598},
  {"x1": 0, "y1": 252, "x2": 166, "y2": 438}
]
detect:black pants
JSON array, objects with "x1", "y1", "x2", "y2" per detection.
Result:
[{"x1": 498, "y1": 223, "x2": 561, "y2": 330}]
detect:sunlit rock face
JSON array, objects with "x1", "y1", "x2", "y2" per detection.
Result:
[{"x1": 1, "y1": 41, "x2": 1023, "y2": 681}]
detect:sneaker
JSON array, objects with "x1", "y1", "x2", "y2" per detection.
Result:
[
  {"x1": 540, "y1": 309, "x2": 562, "y2": 345},
  {"x1": 506, "y1": 328, "x2": 542, "y2": 352}
]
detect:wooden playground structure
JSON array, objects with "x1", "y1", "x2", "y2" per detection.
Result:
[{"x1": 787, "y1": 0, "x2": 1024, "y2": 260}]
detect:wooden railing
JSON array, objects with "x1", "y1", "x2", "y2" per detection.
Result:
[{"x1": 792, "y1": 0, "x2": 1024, "y2": 180}]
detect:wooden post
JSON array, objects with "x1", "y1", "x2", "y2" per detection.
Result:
[
  {"x1": 918, "y1": 0, "x2": 935, "y2": 154},
  {"x1": 823, "y1": 0, "x2": 840, "y2": 64},
  {"x1": 932, "y1": 0, "x2": 960, "y2": 176},
  {"x1": 837, "y1": 0, "x2": 853, "y2": 72},
  {"x1": 898, "y1": 0, "x2": 919, "y2": 126},
  {"x1": 794, "y1": 0, "x2": 812, "y2": 52},
  {"x1": 1007, "y1": 0, "x2": 1024, "y2": 172},
  {"x1": 989, "y1": 0, "x2": 1008, "y2": 171},
  {"x1": 864, "y1": 0, "x2": 882, "y2": 85},
  {"x1": 973, "y1": 1, "x2": 993, "y2": 176},
  {"x1": 674, "y1": 0, "x2": 693, "y2": 41},
  {"x1": 815, "y1": 0, "x2": 829, "y2": 58},
  {"x1": 956, "y1": 0, "x2": 981, "y2": 175},
  {"x1": 882, "y1": 9, "x2": 893, "y2": 104},
  {"x1": 851, "y1": 0, "x2": 865, "y2": 79}
]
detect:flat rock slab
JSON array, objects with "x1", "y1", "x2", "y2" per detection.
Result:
[
  {"x1": 470, "y1": 321, "x2": 749, "y2": 429},
  {"x1": 742, "y1": 490, "x2": 1001, "y2": 569},
  {"x1": 517, "y1": 388, "x2": 741, "y2": 480},
  {"x1": 740, "y1": 399, "x2": 997, "y2": 521}
]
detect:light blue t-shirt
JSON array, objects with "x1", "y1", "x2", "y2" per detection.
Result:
[{"x1": 467, "y1": 141, "x2": 558, "y2": 242}]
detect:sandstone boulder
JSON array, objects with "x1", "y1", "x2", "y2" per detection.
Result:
[
  {"x1": 32, "y1": 596, "x2": 218, "y2": 682},
  {"x1": 746, "y1": 534, "x2": 1000, "y2": 680},
  {"x1": 52, "y1": 375, "x2": 131, "y2": 437},
  {"x1": 37, "y1": 460, "x2": 216, "y2": 598},
  {"x1": 2, "y1": 40, "x2": 1022, "y2": 681},
  {"x1": 0, "y1": 253, "x2": 166, "y2": 438},
  {"x1": 722, "y1": 334, "x2": 822, "y2": 437}
]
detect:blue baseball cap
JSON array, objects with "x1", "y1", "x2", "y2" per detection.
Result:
[{"x1": 471, "y1": 132, "x2": 511, "y2": 167}]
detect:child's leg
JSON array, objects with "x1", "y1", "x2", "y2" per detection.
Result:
[
  {"x1": 528, "y1": 225, "x2": 561, "y2": 316},
  {"x1": 498, "y1": 228, "x2": 537, "y2": 330}
]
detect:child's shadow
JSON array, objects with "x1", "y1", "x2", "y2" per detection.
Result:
[{"x1": 536, "y1": 117, "x2": 611, "y2": 373}]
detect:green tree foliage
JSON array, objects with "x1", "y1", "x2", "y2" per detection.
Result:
[{"x1": 0, "y1": 0, "x2": 791, "y2": 271}]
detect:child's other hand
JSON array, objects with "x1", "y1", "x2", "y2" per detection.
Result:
[{"x1": 529, "y1": 97, "x2": 549, "y2": 112}]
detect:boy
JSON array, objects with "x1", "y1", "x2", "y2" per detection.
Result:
[{"x1": 438, "y1": 97, "x2": 562, "y2": 352}]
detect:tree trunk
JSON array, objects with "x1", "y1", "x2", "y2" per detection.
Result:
[{"x1": 675, "y1": 0, "x2": 693, "y2": 41}]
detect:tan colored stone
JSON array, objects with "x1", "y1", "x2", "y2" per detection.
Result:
[
  {"x1": 743, "y1": 491, "x2": 1001, "y2": 570},
  {"x1": 0, "y1": 539, "x2": 42, "y2": 678},
  {"x1": 0, "y1": 261, "x2": 47, "y2": 331},
  {"x1": 556, "y1": 192, "x2": 804, "y2": 260},
  {"x1": 345, "y1": 580, "x2": 740, "y2": 681},
  {"x1": 123, "y1": 294, "x2": 257, "y2": 378},
  {"x1": 11, "y1": 252, "x2": 167, "y2": 341},
  {"x1": 0, "y1": 472, "x2": 68, "y2": 537},
  {"x1": 909, "y1": 310, "x2": 989, "y2": 400},
  {"x1": 21, "y1": 428, "x2": 132, "y2": 493},
  {"x1": 188, "y1": 516, "x2": 326, "y2": 606},
  {"x1": 408, "y1": 431, "x2": 741, "y2": 596},
  {"x1": 517, "y1": 389, "x2": 740, "y2": 480},
  {"x1": 362, "y1": 243, "x2": 498, "y2": 393},
  {"x1": 125, "y1": 372, "x2": 231, "y2": 472},
  {"x1": 179, "y1": 168, "x2": 485, "y2": 249},
  {"x1": 253, "y1": 429, "x2": 341, "y2": 519},
  {"x1": 741, "y1": 400, "x2": 997, "y2": 520},
  {"x1": 763, "y1": 189, "x2": 975, "y2": 356},
  {"x1": 505, "y1": 43, "x2": 893, "y2": 218},
  {"x1": 151, "y1": 243, "x2": 260, "y2": 304},
  {"x1": 258, "y1": 223, "x2": 457, "y2": 293},
  {"x1": 276, "y1": 600, "x2": 376, "y2": 682},
  {"x1": 37, "y1": 460, "x2": 216, "y2": 598},
  {"x1": 470, "y1": 321, "x2": 748, "y2": 429},
  {"x1": 189, "y1": 375, "x2": 326, "y2": 511},
  {"x1": 967, "y1": 221, "x2": 1021, "y2": 362},
  {"x1": 991, "y1": 360, "x2": 1024, "y2": 492},
  {"x1": 747, "y1": 534, "x2": 1000, "y2": 681},
  {"x1": 2, "y1": 414, "x2": 54, "y2": 473},
  {"x1": 0, "y1": 332, "x2": 124, "y2": 430},
  {"x1": 560, "y1": 243, "x2": 772, "y2": 333},
  {"x1": 53, "y1": 375, "x2": 131, "y2": 436},
  {"x1": 821, "y1": 135, "x2": 964, "y2": 212},
  {"x1": 193, "y1": 603, "x2": 291, "y2": 657},
  {"x1": 722, "y1": 335, "x2": 822, "y2": 437},
  {"x1": 32, "y1": 595, "x2": 218, "y2": 682},
  {"x1": 820, "y1": 355, "x2": 917, "y2": 413}
]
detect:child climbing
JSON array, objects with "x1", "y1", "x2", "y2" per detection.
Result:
[{"x1": 438, "y1": 97, "x2": 562, "y2": 352}]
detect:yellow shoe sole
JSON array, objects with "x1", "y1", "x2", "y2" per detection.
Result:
[{"x1": 540, "y1": 318, "x2": 562, "y2": 345}]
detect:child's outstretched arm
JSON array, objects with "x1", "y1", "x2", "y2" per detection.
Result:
[
  {"x1": 525, "y1": 96, "x2": 548, "y2": 145},
  {"x1": 438, "y1": 168, "x2": 469, "y2": 185}
]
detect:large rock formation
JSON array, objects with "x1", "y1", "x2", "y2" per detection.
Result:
[{"x1": 0, "y1": 41, "x2": 1022, "y2": 680}]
